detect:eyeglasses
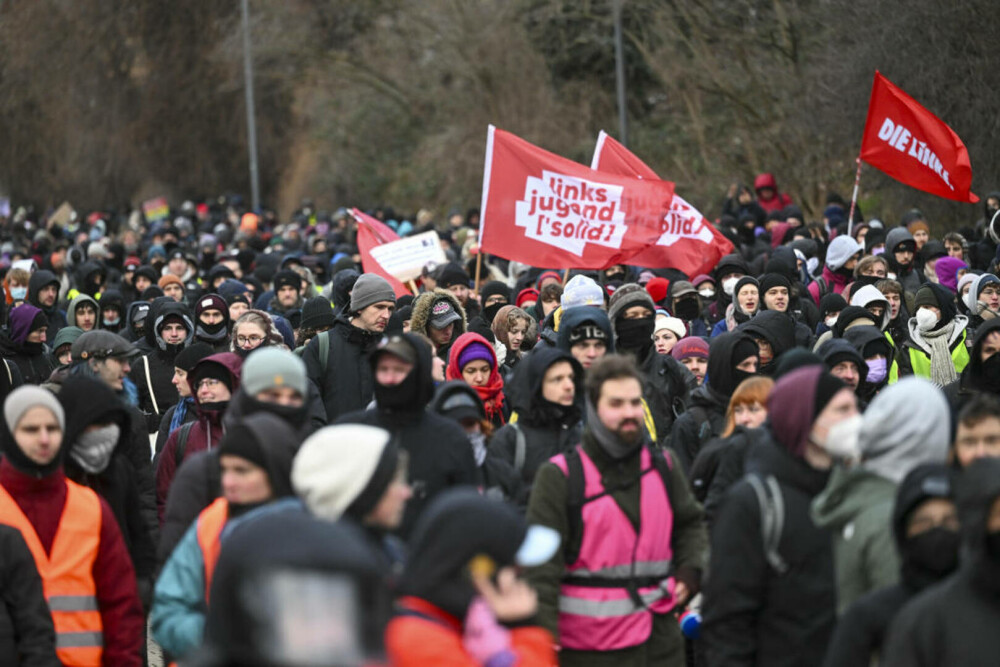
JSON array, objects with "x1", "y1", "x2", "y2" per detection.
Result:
[
  {"x1": 197, "y1": 378, "x2": 223, "y2": 390},
  {"x1": 235, "y1": 334, "x2": 264, "y2": 346}
]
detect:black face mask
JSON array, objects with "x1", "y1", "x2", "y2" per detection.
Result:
[
  {"x1": 674, "y1": 297, "x2": 699, "y2": 321},
  {"x1": 731, "y1": 367, "x2": 757, "y2": 389},
  {"x1": 374, "y1": 369, "x2": 420, "y2": 412},
  {"x1": 197, "y1": 321, "x2": 229, "y2": 342},
  {"x1": 974, "y1": 353, "x2": 1000, "y2": 393},
  {"x1": 906, "y1": 527, "x2": 961, "y2": 577},
  {"x1": 615, "y1": 316, "x2": 655, "y2": 354},
  {"x1": 482, "y1": 302, "x2": 506, "y2": 326}
]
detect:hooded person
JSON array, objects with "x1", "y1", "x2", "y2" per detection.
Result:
[
  {"x1": 703, "y1": 366, "x2": 857, "y2": 667},
  {"x1": 49, "y1": 324, "x2": 83, "y2": 368},
  {"x1": 712, "y1": 276, "x2": 759, "y2": 336},
  {"x1": 467, "y1": 280, "x2": 511, "y2": 345},
  {"x1": 898, "y1": 282, "x2": 970, "y2": 385},
  {"x1": 410, "y1": 288, "x2": 467, "y2": 362},
  {"x1": 754, "y1": 172, "x2": 794, "y2": 213},
  {"x1": 811, "y1": 377, "x2": 950, "y2": 612},
  {"x1": 130, "y1": 299, "x2": 195, "y2": 432},
  {"x1": 607, "y1": 284, "x2": 696, "y2": 444},
  {"x1": 818, "y1": 337, "x2": 868, "y2": 397},
  {"x1": 808, "y1": 235, "x2": 864, "y2": 305},
  {"x1": 329, "y1": 267, "x2": 360, "y2": 316},
  {"x1": 0, "y1": 385, "x2": 144, "y2": 666},
  {"x1": 193, "y1": 293, "x2": 231, "y2": 351},
  {"x1": 822, "y1": 463, "x2": 960, "y2": 667},
  {"x1": 446, "y1": 332, "x2": 510, "y2": 427},
  {"x1": 266, "y1": 269, "x2": 304, "y2": 328},
  {"x1": 0, "y1": 304, "x2": 58, "y2": 385},
  {"x1": 942, "y1": 318, "x2": 1000, "y2": 411},
  {"x1": 882, "y1": 457, "x2": 1000, "y2": 666},
  {"x1": 963, "y1": 272, "x2": 1000, "y2": 336},
  {"x1": 849, "y1": 283, "x2": 892, "y2": 331},
  {"x1": 556, "y1": 305, "x2": 615, "y2": 370},
  {"x1": 67, "y1": 293, "x2": 100, "y2": 332},
  {"x1": 125, "y1": 300, "x2": 151, "y2": 345},
  {"x1": 492, "y1": 304, "x2": 534, "y2": 379},
  {"x1": 97, "y1": 288, "x2": 126, "y2": 334},
  {"x1": 884, "y1": 227, "x2": 922, "y2": 294},
  {"x1": 759, "y1": 271, "x2": 814, "y2": 347},
  {"x1": 295, "y1": 295, "x2": 336, "y2": 349},
  {"x1": 58, "y1": 375, "x2": 157, "y2": 607},
  {"x1": 387, "y1": 488, "x2": 559, "y2": 666},
  {"x1": 155, "y1": 352, "x2": 243, "y2": 522},
  {"x1": 706, "y1": 254, "x2": 750, "y2": 324},
  {"x1": 151, "y1": 412, "x2": 299, "y2": 661},
  {"x1": 934, "y1": 256, "x2": 968, "y2": 293},
  {"x1": 488, "y1": 347, "x2": 583, "y2": 507},
  {"x1": 335, "y1": 333, "x2": 478, "y2": 539},
  {"x1": 27, "y1": 269, "x2": 67, "y2": 337},
  {"x1": 816, "y1": 292, "x2": 848, "y2": 336},
  {"x1": 673, "y1": 330, "x2": 760, "y2": 470},
  {"x1": 843, "y1": 324, "x2": 895, "y2": 402},
  {"x1": 738, "y1": 309, "x2": 797, "y2": 375}
]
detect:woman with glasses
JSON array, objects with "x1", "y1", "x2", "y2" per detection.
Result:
[
  {"x1": 229, "y1": 309, "x2": 283, "y2": 358},
  {"x1": 155, "y1": 352, "x2": 243, "y2": 523}
]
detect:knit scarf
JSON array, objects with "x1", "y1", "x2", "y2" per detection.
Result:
[
  {"x1": 472, "y1": 376, "x2": 506, "y2": 425},
  {"x1": 170, "y1": 396, "x2": 195, "y2": 432},
  {"x1": 921, "y1": 321, "x2": 959, "y2": 387},
  {"x1": 724, "y1": 302, "x2": 752, "y2": 332}
]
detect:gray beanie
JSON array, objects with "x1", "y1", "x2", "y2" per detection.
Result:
[
  {"x1": 350, "y1": 274, "x2": 396, "y2": 313},
  {"x1": 4, "y1": 386, "x2": 65, "y2": 432},
  {"x1": 241, "y1": 347, "x2": 308, "y2": 397},
  {"x1": 607, "y1": 283, "x2": 656, "y2": 323}
]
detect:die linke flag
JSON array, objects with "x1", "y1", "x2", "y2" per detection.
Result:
[
  {"x1": 591, "y1": 131, "x2": 734, "y2": 277},
  {"x1": 860, "y1": 71, "x2": 978, "y2": 203},
  {"x1": 352, "y1": 208, "x2": 412, "y2": 297},
  {"x1": 478, "y1": 125, "x2": 676, "y2": 270}
]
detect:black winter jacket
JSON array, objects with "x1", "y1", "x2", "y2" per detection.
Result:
[
  {"x1": 302, "y1": 314, "x2": 380, "y2": 422},
  {"x1": 702, "y1": 438, "x2": 836, "y2": 667},
  {"x1": 0, "y1": 525, "x2": 59, "y2": 666},
  {"x1": 636, "y1": 345, "x2": 696, "y2": 446}
]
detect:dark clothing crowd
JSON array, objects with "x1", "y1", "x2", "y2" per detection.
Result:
[{"x1": 0, "y1": 183, "x2": 999, "y2": 666}]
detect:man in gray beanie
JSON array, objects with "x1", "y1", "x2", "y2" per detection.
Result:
[{"x1": 303, "y1": 273, "x2": 397, "y2": 422}]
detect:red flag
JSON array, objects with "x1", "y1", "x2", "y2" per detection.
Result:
[
  {"x1": 478, "y1": 126, "x2": 675, "y2": 270},
  {"x1": 352, "y1": 208, "x2": 411, "y2": 298},
  {"x1": 591, "y1": 131, "x2": 734, "y2": 277},
  {"x1": 860, "y1": 71, "x2": 978, "y2": 203}
]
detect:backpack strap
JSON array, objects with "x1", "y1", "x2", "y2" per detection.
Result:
[
  {"x1": 319, "y1": 329, "x2": 330, "y2": 369},
  {"x1": 563, "y1": 448, "x2": 587, "y2": 566},
  {"x1": 142, "y1": 355, "x2": 160, "y2": 416},
  {"x1": 512, "y1": 423, "x2": 526, "y2": 475},
  {"x1": 173, "y1": 422, "x2": 195, "y2": 471},
  {"x1": 746, "y1": 473, "x2": 789, "y2": 574}
]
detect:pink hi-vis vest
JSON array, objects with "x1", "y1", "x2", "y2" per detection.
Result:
[{"x1": 551, "y1": 446, "x2": 675, "y2": 651}]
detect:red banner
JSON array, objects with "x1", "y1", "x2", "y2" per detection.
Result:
[
  {"x1": 352, "y1": 208, "x2": 411, "y2": 298},
  {"x1": 860, "y1": 71, "x2": 978, "y2": 203},
  {"x1": 478, "y1": 126, "x2": 675, "y2": 270},
  {"x1": 591, "y1": 131, "x2": 734, "y2": 277}
]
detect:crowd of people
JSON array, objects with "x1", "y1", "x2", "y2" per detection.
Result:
[{"x1": 0, "y1": 179, "x2": 999, "y2": 666}]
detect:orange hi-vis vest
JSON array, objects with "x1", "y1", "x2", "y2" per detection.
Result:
[
  {"x1": 196, "y1": 497, "x2": 228, "y2": 602},
  {"x1": 0, "y1": 479, "x2": 104, "y2": 666}
]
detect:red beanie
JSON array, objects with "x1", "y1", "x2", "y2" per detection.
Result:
[{"x1": 645, "y1": 277, "x2": 671, "y2": 305}]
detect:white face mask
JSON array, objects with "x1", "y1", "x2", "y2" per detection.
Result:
[
  {"x1": 824, "y1": 316, "x2": 838, "y2": 328},
  {"x1": 698, "y1": 288, "x2": 716, "y2": 299},
  {"x1": 816, "y1": 414, "x2": 862, "y2": 462},
  {"x1": 915, "y1": 308, "x2": 939, "y2": 331},
  {"x1": 71, "y1": 423, "x2": 121, "y2": 474},
  {"x1": 722, "y1": 276, "x2": 740, "y2": 296}
]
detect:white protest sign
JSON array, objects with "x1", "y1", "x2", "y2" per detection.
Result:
[{"x1": 368, "y1": 230, "x2": 447, "y2": 282}]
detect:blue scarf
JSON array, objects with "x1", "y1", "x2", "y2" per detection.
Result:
[{"x1": 170, "y1": 396, "x2": 195, "y2": 432}]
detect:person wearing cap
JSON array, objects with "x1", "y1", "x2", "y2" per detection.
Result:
[
  {"x1": 557, "y1": 306, "x2": 614, "y2": 371},
  {"x1": 807, "y1": 234, "x2": 864, "y2": 305},
  {"x1": 151, "y1": 342, "x2": 215, "y2": 462},
  {"x1": 130, "y1": 299, "x2": 195, "y2": 432},
  {"x1": 193, "y1": 294, "x2": 231, "y2": 352},
  {"x1": 669, "y1": 280, "x2": 710, "y2": 337},
  {"x1": 1, "y1": 303, "x2": 58, "y2": 385},
  {"x1": 155, "y1": 352, "x2": 243, "y2": 522},
  {"x1": 525, "y1": 354, "x2": 707, "y2": 664},
  {"x1": 881, "y1": 457, "x2": 1000, "y2": 666},
  {"x1": 517, "y1": 286, "x2": 540, "y2": 312},
  {"x1": 607, "y1": 284, "x2": 696, "y2": 442},
  {"x1": 813, "y1": 377, "x2": 950, "y2": 612},
  {"x1": 897, "y1": 282, "x2": 970, "y2": 385},
  {"x1": 822, "y1": 462, "x2": 959, "y2": 667},
  {"x1": 492, "y1": 305, "x2": 534, "y2": 380},
  {"x1": 410, "y1": 287, "x2": 467, "y2": 362},
  {"x1": 27, "y1": 269, "x2": 68, "y2": 337},
  {"x1": 672, "y1": 332, "x2": 760, "y2": 473},
  {"x1": 0, "y1": 385, "x2": 144, "y2": 666},
  {"x1": 295, "y1": 295, "x2": 336, "y2": 349},
  {"x1": 671, "y1": 336, "x2": 709, "y2": 384},
  {"x1": 67, "y1": 293, "x2": 99, "y2": 332},
  {"x1": 653, "y1": 313, "x2": 686, "y2": 356},
  {"x1": 703, "y1": 366, "x2": 858, "y2": 667},
  {"x1": 303, "y1": 273, "x2": 396, "y2": 422},
  {"x1": 387, "y1": 488, "x2": 559, "y2": 666},
  {"x1": 152, "y1": 413, "x2": 299, "y2": 661},
  {"x1": 336, "y1": 333, "x2": 477, "y2": 539}
]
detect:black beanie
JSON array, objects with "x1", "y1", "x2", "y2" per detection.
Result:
[
  {"x1": 731, "y1": 337, "x2": 759, "y2": 368},
  {"x1": 192, "y1": 362, "x2": 233, "y2": 392},
  {"x1": 344, "y1": 437, "x2": 400, "y2": 521},
  {"x1": 819, "y1": 293, "x2": 848, "y2": 319},
  {"x1": 813, "y1": 371, "x2": 846, "y2": 416},
  {"x1": 273, "y1": 269, "x2": 301, "y2": 293},
  {"x1": 175, "y1": 342, "x2": 215, "y2": 372},
  {"x1": 758, "y1": 273, "x2": 791, "y2": 296},
  {"x1": 299, "y1": 296, "x2": 336, "y2": 331},
  {"x1": 218, "y1": 423, "x2": 268, "y2": 472}
]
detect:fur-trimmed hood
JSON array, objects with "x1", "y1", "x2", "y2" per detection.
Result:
[{"x1": 410, "y1": 288, "x2": 467, "y2": 338}]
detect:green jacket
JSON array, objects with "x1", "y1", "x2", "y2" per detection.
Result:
[
  {"x1": 525, "y1": 430, "x2": 708, "y2": 649},
  {"x1": 811, "y1": 465, "x2": 899, "y2": 613}
]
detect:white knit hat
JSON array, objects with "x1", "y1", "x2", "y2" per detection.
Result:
[
  {"x1": 4, "y1": 386, "x2": 64, "y2": 432},
  {"x1": 654, "y1": 314, "x2": 686, "y2": 340},
  {"x1": 291, "y1": 424, "x2": 395, "y2": 521}
]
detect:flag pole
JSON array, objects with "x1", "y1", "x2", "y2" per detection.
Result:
[
  {"x1": 473, "y1": 248, "x2": 483, "y2": 297},
  {"x1": 407, "y1": 280, "x2": 419, "y2": 296},
  {"x1": 847, "y1": 157, "x2": 862, "y2": 237},
  {"x1": 562, "y1": 268, "x2": 571, "y2": 286}
]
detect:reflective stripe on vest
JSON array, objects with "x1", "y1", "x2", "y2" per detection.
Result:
[
  {"x1": 0, "y1": 479, "x2": 104, "y2": 666},
  {"x1": 196, "y1": 497, "x2": 228, "y2": 603},
  {"x1": 885, "y1": 331, "x2": 900, "y2": 385},
  {"x1": 908, "y1": 330, "x2": 970, "y2": 381},
  {"x1": 551, "y1": 447, "x2": 674, "y2": 651}
]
